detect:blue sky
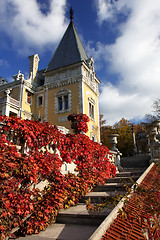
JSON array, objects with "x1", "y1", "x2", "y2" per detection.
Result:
[{"x1": 1, "y1": 0, "x2": 160, "y2": 125}]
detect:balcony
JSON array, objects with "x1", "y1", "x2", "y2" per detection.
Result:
[{"x1": 0, "y1": 95, "x2": 19, "y2": 107}]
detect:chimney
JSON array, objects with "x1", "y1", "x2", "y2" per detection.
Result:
[{"x1": 28, "y1": 54, "x2": 40, "y2": 84}]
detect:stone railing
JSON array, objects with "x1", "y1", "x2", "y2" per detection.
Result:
[
  {"x1": 0, "y1": 95, "x2": 19, "y2": 107},
  {"x1": 0, "y1": 122, "x2": 76, "y2": 175},
  {"x1": 9, "y1": 96, "x2": 19, "y2": 107},
  {"x1": 1, "y1": 121, "x2": 117, "y2": 239}
]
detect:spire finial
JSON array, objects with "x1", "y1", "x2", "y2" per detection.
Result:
[{"x1": 70, "y1": 7, "x2": 73, "y2": 21}]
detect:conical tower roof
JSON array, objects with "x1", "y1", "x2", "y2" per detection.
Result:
[{"x1": 45, "y1": 21, "x2": 88, "y2": 72}]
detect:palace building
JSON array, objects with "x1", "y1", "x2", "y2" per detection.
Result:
[{"x1": 0, "y1": 13, "x2": 100, "y2": 142}]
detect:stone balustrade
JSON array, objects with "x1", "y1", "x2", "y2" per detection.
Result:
[
  {"x1": 0, "y1": 122, "x2": 77, "y2": 175},
  {"x1": 0, "y1": 95, "x2": 19, "y2": 107},
  {"x1": 108, "y1": 134, "x2": 123, "y2": 172}
]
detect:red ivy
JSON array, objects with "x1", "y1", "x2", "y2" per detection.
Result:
[
  {"x1": 68, "y1": 113, "x2": 89, "y2": 134},
  {"x1": 0, "y1": 115, "x2": 116, "y2": 239}
]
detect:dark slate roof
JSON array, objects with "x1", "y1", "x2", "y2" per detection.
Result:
[
  {"x1": 45, "y1": 21, "x2": 88, "y2": 72},
  {"x1": 36, "y1": 69, "x2": 45, "y2": 86}
]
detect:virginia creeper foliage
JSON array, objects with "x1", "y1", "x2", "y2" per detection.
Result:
[
  {"x1": 0, "y1": 115, "x2": 116, "y2": 239},
  {"x1": 68, "y1": 113, "x2": 89, "y2": 134}
]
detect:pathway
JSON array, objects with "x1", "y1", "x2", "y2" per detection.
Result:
[{"x1": 14, "y1": 169, "x2": 145, "y2": 240}]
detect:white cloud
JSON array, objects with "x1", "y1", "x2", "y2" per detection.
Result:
[
  {"x1": 0, "y1": 0, "x2": 68, "y2": 53},
  {"x1": 95, "y1": 0, "x2": 130, "y2": 24},
  {"x1": 99, "y1": 84, "x2": 151, "y2": 125},
  {"x1": 95, "y1": 0, "x2": 160, "y2": 124},
  {"x1": 86, "y1": 41, "x2": 105, "y2": 70}
]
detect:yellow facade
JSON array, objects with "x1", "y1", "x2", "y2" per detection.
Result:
[
  {"x1": 0, "y1": 60, "x2": 100, "y2": 141},
  {"x1": 47, "y1": 83, "x2": 79, "y2": 127},
  {"x1": 0, "y1": 20, "x2": 100, "y2": 142},
  {"x1": 83, "y1": 82, "x2": 100, "y2": 141}
]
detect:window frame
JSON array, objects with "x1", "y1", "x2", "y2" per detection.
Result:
[
  {"x1": 37, "y1": 94, "x2": 44, "y2": 107},
  {"x1": 26, "y1": 90, "x2": 32, "y2": 105},
  {"x1": 88, "y1": 97, "x2": 95, "y2": 120},
  {"x1": 55, "y1": 89, "x2": 71, "y2": 114}
]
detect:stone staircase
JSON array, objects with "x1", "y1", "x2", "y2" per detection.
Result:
[{"x1": 16, "y1": 169, "x2": 145, "y2": 240}]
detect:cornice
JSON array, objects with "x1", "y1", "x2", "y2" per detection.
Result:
[
  {"x1": 0, "y1": 80, "x2": 21, "y2": 91},
  {"x1": 46, "y1": 78, "x2": 81, "y2": 90}
]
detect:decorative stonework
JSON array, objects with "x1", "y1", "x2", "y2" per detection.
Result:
[
  {"x1": 83, "y1": 75, "x2": 99, "y2": 96},
  {"x1": 21, "y1": 110, "x2": 32, "y2": 120},
  {"x1": 4, "y1": 88, "x2": 12, "y2": 96},
  {"x1": 58, "y1": 116, "x2": 68, "y2": 122},
  {"x1": 28, "y1": 54, "x2": 40, "y2": 85},
  {"x1": 44, "y1": 88, "x2": 48, "y2": 122},
  {"x1": 79, "y1": 82, "x2": 83, "y2": 113},
  {"x1": 13, "y1": 70, "x2": 24, "y2": 81},
  {"x1": 47, "y1": 78, "x2": 80, "y2": 90},
  {"x1": 145, "y1": 121, "x2": 160, "y2": 162},
  {"x1": 88, "y1": 96, "x2": 96, "y2": 105},
  {"x1": 86, "y1": 91, "x2": 96, "y2": 101},
  {"x1": 1, "y1": 95, "x2": 20, "y2": 116},
  {"x1": 45, "y1": 67, "x2": 81, "y2": 86},
  {"x1": 109, "y1": 134, "x2": 119, "y2": 152},
  {"x1": 81, "y1": 63, "x2": 99, "y2": 96}
]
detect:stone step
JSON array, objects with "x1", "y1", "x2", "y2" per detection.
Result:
[
  {"x1": 14, "y1": 168, "x2": 144, "y2": 240},
  {"x1": 79, "y1": 191, "x2": 126, "y2": 203},
  {"x1": 17, "y1": 223, "x2": 97, "y2": 240},
  {"x1": 106, "y1": 176, "x2": 138, "y2": 183},
  {"x1": 115, "y1": 170, "x2": 144, "y2": 178},
  {"x1": 93, "y1": 182, "x2": 129, "y2": 192},
  {"x1": 56, "y1": 203, "x2": 113, "y2": 226}
]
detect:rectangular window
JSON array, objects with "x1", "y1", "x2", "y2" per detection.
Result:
[
  {"x1": 37, "y1": 96, "x2": 43, "y2": 106},
  {"x1": 89, "y1": 102, "x2": 94, "y2": 119},
  {"x1": 64, "y1": 95, "x2": 68, "y2": 110},
  {"x1": 58, "y1": 96, "x2": 63, "y2": 111},
  {"x1": 26, "y1": 91, "x2": 32, "y2": 104},
  {"x1": 56, "y1": 90, "x2": 70, "y2": 113}
]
